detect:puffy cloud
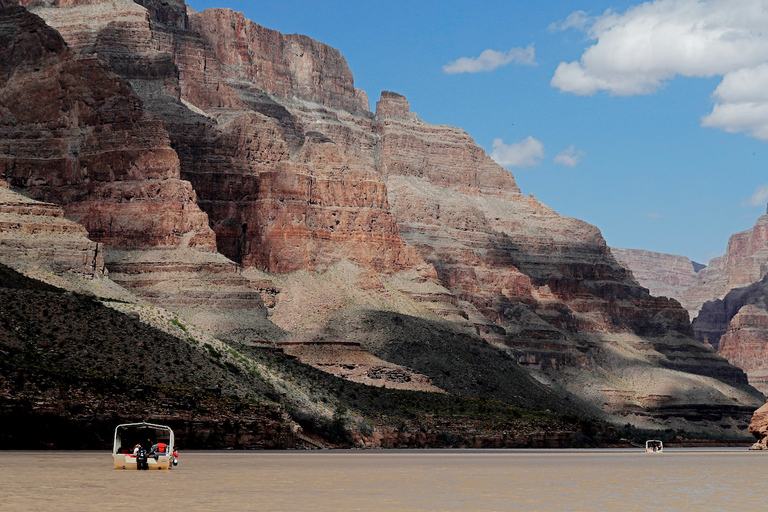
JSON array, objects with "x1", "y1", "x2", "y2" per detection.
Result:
[
  {"x1": 551, "y1": 0, "x2": 768, "y2": 97},
  {"x1": 443, "y1": 45, "x2": 536, "y2": 74},
  {"x1": 553, "y1": 145, "x2": 586, "y2": 167},
  {"x1": 490, "y1": 136, "x2": 544, "y2": 168},
  {"x1": 744, "y1": 183, "x2": 768, "y2": 206},
  {"x1": 548, "y1": 10, "x2": 592, "y2": 32},
  {"x1": 702, "y1": 63, "x2": 768, "y2": 140}
]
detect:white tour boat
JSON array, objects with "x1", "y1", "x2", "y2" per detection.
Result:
[
  {"x1": 645, "y1": 439, "x2": 663, "y2": 453},
  {"x1": 112, "y1": 422, "x2": 177, "y2": 470}
]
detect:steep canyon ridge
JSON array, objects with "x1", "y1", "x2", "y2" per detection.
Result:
[{"x1": 1, "y1": 0, "x2": 765, "y2": 447}]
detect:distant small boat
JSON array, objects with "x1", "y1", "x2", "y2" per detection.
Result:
[
  {"x1": 645, "y1": 440, "x2": 663, "y2": 453},
  {"x1": 112, "y1": 422, "x2": 178, "y2": 470}
]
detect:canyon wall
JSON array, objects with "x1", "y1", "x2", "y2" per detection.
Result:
[
  {"x1": 615, "y1": 213, "x2": 768, "y2": 396},
  {"x1": 0, "y1": 0, "x2": 763, "y2": 435},
  {"x1": 680, "y1": 211, "x2": 768, "y2": 318},
  {"x1": 612, "y1": 248, "x2": 703, "y2": 311},
  {"x1": 692, "y1": 276, "x2": 768, "y2": 394},
  {"x1": 0, "y1": 181, "x2": 105, "y2": 278}
]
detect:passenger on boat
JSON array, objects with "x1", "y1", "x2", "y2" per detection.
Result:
[
  {"x1": 132, "y1": 444, "x2": 142, "y2": 456},
  {"x1": 135, "y1": 445, "x2": 149, "y2": 470}
]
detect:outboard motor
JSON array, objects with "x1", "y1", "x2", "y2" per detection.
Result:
[{"x1": 136, "y1": 447, "x2": 148, "y2": 470}]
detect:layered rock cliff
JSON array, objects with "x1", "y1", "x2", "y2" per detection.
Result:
[
  {"x1": 0, "y1": 4, "x2": 216, "y2": 252},
  {"x1": 612, "y1": 248, "x2": 704, "y2": 311},
  {"x1": 0, "y1": 0, "x2": 763, "y2": 438},
  {"x1": 680, "y1": 210, "x2": 768, "y2": 317},
  {"x1": 613, "y1": 218, "x2": 768, "y2": 399},
  {"x1": 692, "y1": 275, "x2": 768, "y2": 394},
  {"x1": 0, "y1": 180, "x2": 105, "y2": 278},
  {"x1": 0, "y1": 4, "x2": 282, "y2": 341}
]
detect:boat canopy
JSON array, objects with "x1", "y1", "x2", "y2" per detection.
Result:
[{"x1": 112, "y1": 422, "x2": 174, "y2": 456}]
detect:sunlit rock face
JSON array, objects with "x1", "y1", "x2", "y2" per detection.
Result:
[
  {"x1": 679, "y1": 211, "x2": 768, "y2": 318},
  {"x1": 25, "y1": 0, "x2": 420, "y2": 274},
  {"x1": 0, "y1": 181, "x2": 105, "y2": 278},
  {"x1": 0, "y1": 4, "x2": 216, "y2": 252},
  {"x1": 612, "y1": 248, "x2": 703, "y2": 307},
  {"x1": 377, "y1": 92, "x2": 690, "y2": 338}
]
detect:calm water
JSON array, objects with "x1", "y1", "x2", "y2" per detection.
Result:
[{"x1": 0, "y1": 449, "x2": 765, "y2": 511}]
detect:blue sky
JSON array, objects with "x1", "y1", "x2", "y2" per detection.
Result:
[{"x1": 186, "y1": 0, "x2": 768, "y2": 264}]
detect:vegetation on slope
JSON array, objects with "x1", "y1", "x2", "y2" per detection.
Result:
[{"x1": 0, "y1": 262, "x2": 614, "y2": 448}]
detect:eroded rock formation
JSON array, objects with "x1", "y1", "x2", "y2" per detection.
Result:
[
  {"x1": 0, "y1": 180, "x2": 105, "y2": 278},
  {"x1": 612, "y1": 248, "x2": 704, "y2": 311},
  {"x1": 693, "y1": 275, "x2": 768, "y2": 394},
  {"x1": 680, "y1": 210, "x2": 768, "y2": 318},
  {"x1": 0, "y1": 5, "x2": 216, "y2": 252},
  {"x1": 0, "y1": 0, "x2": 763, "y2": 436}
]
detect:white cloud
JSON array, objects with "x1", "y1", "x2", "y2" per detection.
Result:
[
  {"x1": 550, "y1": 0, "x2": 768, "y2": 139},
  {"x1": 553, "y1": 145, "x2": 586, "y2": 167},
  {"x1": 490, "y1": 137, "x2": 544, "y2": 168},
  {"x1": 551, "y1": 0, "x2": 768, "y2": 97},
  {"x1": 744, "y1": 183, "x2": 768, "y2": 206},
  {"x1": 443, "y1": 45, "x2": 536, "y2": 74},
  {"x1": 702, "y1": 63, "x2": 768, "y2": 140},
  {"x1": 548, "y1": 10, "x2": 592, "y2": 32}
]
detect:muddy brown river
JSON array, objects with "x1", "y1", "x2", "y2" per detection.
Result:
[{"x1": 0, "y1": 449, "x2": 764, "y2": 511}]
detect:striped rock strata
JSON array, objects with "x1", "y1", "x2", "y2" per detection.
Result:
[
  {"x1": 0, "y1": 180, "x2": 105, "y2": 278},
  {"x1": 611, "y1": 248, "x2": 704, "y2": 313},
  {"x1": 0, "y1": 5, "x2": 274, "y2": 337}
]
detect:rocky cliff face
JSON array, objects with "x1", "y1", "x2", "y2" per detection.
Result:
[
  {"x1": 29, "y1": 0, "x2": 420, "y2": 274},
  {"x1": 612, "y1": 248, "x2": 704, "y2": 312},
  {"x1": 692, "y1": 275, "x2": 768, "y2": 394},
  {"x1": 0, "y1": 4, "x2": 216, "y2": 252},
  {"x1": 681, "y1": 210, "x2": 768, "y2": 317},
  {"x1": 0, "y1": 4, "x2": 281, "y2": 340},
  {"x1": 0, "y1": 180, "x2": 105, "y2": 278},
  {"x1": 614, "y1": 219, "x2": 768, "y2": 398},
  {"x1": 1, "y1": 0, "x2": 763, "y2": 437}
]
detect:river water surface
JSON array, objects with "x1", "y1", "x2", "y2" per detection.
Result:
[{"x1": 0, "y1": 449, "x2": 764, "y2": 511}]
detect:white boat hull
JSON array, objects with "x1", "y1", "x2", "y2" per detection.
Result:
[{"x1": 113, "y1": 453, "x2": 173, "y2": 470}]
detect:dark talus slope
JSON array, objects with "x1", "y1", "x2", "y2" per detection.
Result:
[
  {"x1": 0, "y1": 262, "x2": 599, "y2": 448},
  {"x1": 0, "y1": 262, "x2": 300, "y2": 449}
]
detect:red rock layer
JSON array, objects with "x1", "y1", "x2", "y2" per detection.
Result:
[
  {"x1": 718, "y1": 305, "x2": 768, "y2": 393},
  {"x1": 0, "y1": 180, "x2": 105, "y2": 277},
  {"x1": 32, "y1": 0, "x2": 421, "y2": 273},
  {"x1": 0, "y1": 4, "x2": 216, "y2": 252},
  {"x1": 680, "y1": 211, "x2": 768, "y2": 317},
  {"x1": 190, "y1": 8, "x2": 368, "y2": 114}
]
